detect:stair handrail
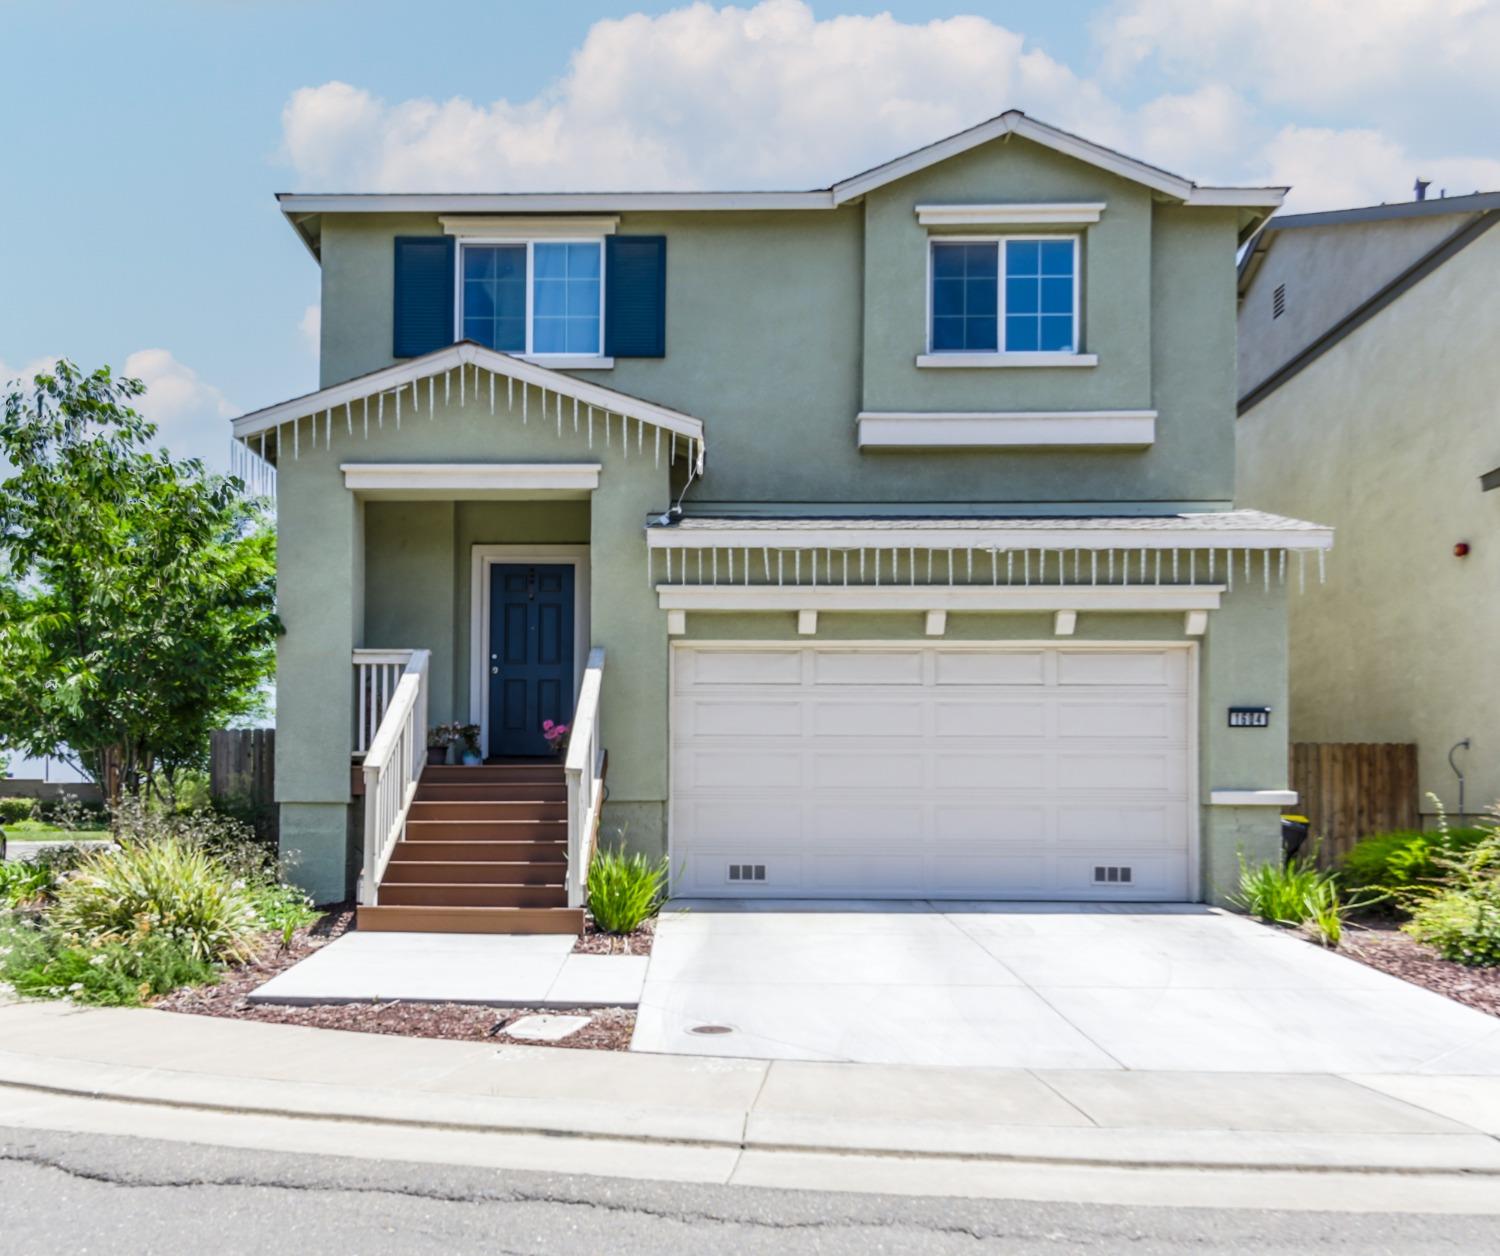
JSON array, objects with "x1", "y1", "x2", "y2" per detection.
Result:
[
  {"x1": 359, "y1": 648, "x2": 431, "y2": 906},
  {"x1": 564, "y1": 647, "x2": 606, "y2": 909}
]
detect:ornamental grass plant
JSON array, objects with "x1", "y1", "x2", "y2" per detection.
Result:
[{"x1": 587, "y1": 843, "x2": 669, "y2": 934}]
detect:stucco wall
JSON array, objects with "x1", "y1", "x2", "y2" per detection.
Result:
[
  {"x1": 315, "y1": 135, "x2": 1242, "y2": 511},
  {"x1": 1238, "y1": 223, "x2": 1500, "y2": 819}
]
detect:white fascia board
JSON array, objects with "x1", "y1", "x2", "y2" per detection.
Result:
[
  {"x1": 440, "y1": 215, "x2": 619, "y2": 236},
  {"x1": 279, "y1": 191, "x2": 835, "y2": 215},
  {"x1": 857, "y1": 410, "x2": 1154, "y2": 449},
  {"x1": 1185, "y1": 187, "x2": 1288, "y2": 208},
  {"x1": 657, "y1": 585, "x2": 1226, "y2": 613},
  {"x1": 647, "y1": 525, "x2": 1333, "y2": 552},
  {"x1": 231, "y1": 342, "x2": 706, "y2": 446},
  {"x1": 916, "y1": 202, "x2": 1106, "y2": 227},
  {"x1": 341, "y1": 462, "x2": 601, "y2": 496},
  {"x1": 1209, "y1": 789, "x2": 1298, "y2": 807}
]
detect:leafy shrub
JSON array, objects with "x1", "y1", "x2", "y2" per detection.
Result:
[
  {"x1": 587, "y1": 845, "x2": 669, "y2": 934},
  {"x1": 0, "y1": 921, "x2": 214, "y2": 1006},
  {"x1": 1342, "y1": 826, "x2": 1491, "y2": 893},
  {"x1": 0, "y1": 797, "x2": 38, "y2": 825},
  {"x1": 1232, "y1": 854, "x2": 1334, "y2": 924},
  {"x1": 49, "y1": 836, "x2": 262, "y2": 963},
  {"x1": 0, "y1": 845, "x2": 85, "y2": 908},
  {"x1": 1399, "y1": 803, "x2": 1500, "y2": 966}
]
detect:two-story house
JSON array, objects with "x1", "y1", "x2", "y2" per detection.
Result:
[{"x1": 231, "y1": 111, "x2": 1327, "y2": 931}]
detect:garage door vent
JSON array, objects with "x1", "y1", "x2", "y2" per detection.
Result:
[
  {"x1": 727, "y1": 863, "x2": 767, "y2": 884},
  {"x1": 1093, "y1": 865, "x2": 1133, "y2": 885}
]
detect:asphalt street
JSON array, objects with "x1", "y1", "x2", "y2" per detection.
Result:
[{"x1": 1, "y1": 1126, "x2": 1496, "y2": 1255}]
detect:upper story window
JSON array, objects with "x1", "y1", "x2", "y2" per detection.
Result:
[
  {"x1": 929, "y1": 237, "x2": 1079, "y2": 355},
  {"x1": 460, "y1": 240, "x2": 603, "y2": 357}
]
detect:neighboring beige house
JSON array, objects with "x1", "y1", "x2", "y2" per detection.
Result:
[{"x1": 1237, "y1": 191, "x2": 1500, "y2": 823}]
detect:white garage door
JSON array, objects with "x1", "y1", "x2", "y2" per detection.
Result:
[{"x1": 669, "y1": 644, "x2": 1195, "y2": 900}]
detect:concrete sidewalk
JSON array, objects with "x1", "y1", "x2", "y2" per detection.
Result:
[{"x1": 3, "y1": 996, "x2": 1500, "y2": 1199}]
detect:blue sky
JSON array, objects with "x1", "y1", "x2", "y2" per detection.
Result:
[{"x1": 3, "y1": 0, "x2": 1497, "y2": 471}]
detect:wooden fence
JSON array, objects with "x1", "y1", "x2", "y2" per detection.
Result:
[
  {"x1": 1289, "y1": 742, "x2": 1420, "y2": 866},
  {"x1": 209, "y1": 729, "x2": 276, "y2": 841}
]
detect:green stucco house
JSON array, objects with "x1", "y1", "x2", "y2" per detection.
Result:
[{"x1": 231, "y1": 110, "x2": 1329, "y2": 930}]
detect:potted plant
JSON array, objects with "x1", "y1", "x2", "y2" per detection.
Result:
[
  {"x1": 426, "y1": 723, "x2": 463, "y2": 765},
  {"x1": 458, "y1": 724, "x2": 482, "y2": 766},
  {"x1": 542, "y1": 719, "x2": 570, "y2": 758}
]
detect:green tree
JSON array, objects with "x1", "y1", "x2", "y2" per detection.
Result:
[{"x1": 0, "y1": 361, "x2": 278, "y2": 803}]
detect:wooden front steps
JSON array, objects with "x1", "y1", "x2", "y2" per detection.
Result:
[{"x1": 357, "y1": 762, "x2": 583, "y2": 935}]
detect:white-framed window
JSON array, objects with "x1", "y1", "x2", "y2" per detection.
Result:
[
  {"x1": 928, "y1": 236, "x2": 1080, "y2": 354},
  {"x1": 458, "y1": 239, "x2": 604, "y2": 357}
]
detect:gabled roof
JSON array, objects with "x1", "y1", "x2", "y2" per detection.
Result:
[
  {"x1": 279, "y1": 110, "x2": 1285, "y2": 256},
  {"x1": 230, "y1": 341, "x2": 706, "y2": 471}
]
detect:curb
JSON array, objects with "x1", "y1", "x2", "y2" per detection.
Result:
[{"x1": 4, "y1": 1051, "x2": 1500, "y2": 1179}]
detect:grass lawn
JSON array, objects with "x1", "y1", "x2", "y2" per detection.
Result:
[{"x1": 0, "y1": 820, "x2": 110, "y2": 841}]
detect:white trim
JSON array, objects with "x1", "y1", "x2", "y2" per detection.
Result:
[
  {"x1": 656, "y1": 584, "x2": 1226, "y2": 613},
  {"x1": 796, "y1": 609, "x2": 819, "y2": 635},
  {"x1": 666, "y1": 609, "x2": 687, "y2": 636},
  {"x1": 1210, "y1": 789, "x2": 1298, "y2": 807},
  {"x1": 666, "y1": 639, "x2": 1203, "y2": 903},
  {"x1": 469, "y1": 544, "x2": 591, "y2": 760},
  {"x1": 646, "y1": 523, "x2": 1333, "y2": 552},
  {"x1": 857, "y1": 410, "x2": 1153, "y2": 449},
  {"x1": 230, "y1": 342, "x2": 705, "y2": 450},
  {"x1": 924, "y1": 609, "x2": 947, "y2": 636},
  {"x1": 441, "y1": 215, "x2": 619, "y2": 237},
  {"x1": 1184, "y1": 609, "x2": 1209, "y2": 637},
  {"x1": 1053, "y1": 610, "x2": 1077, "y2": 636},
  {"x1": 916, "y1": 352, "x2": 1098, "y2": 369},
  {"x1": 917, "y1": 202, "x2": 1106, "y2": 227},
  {"x1": 341, "y1": 462, "x2": 600, "y2": 497},
  {"x1": 927, "y1": 234, "x2": 1082, "y2": 359},
  {"x1": 281, "y1": 192, "x2": 837, "y2": 214},
  {"x1": 1185, "y1": 188, "x2": 1288, "y2": 208}
]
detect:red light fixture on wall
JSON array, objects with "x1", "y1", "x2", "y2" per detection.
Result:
[{"x1": 1454, "y1": 541, "x2": 1472, "y2": 558}]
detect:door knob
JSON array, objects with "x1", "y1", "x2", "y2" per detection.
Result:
[{"x1": 491, "y1": 666, "x2": 499, "y2": 675}]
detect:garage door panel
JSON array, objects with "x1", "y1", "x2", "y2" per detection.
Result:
[
  {"x1": 1056, "y1": 699, "x2": 1171, "y2": 739},
  {"x1": 808, "y1": 801, "x2": 924, "y2": 841},
  {"x1": 687, "y1": 698, "x2": 803, "y2": 738},
  {"x1": 1056, "y1": 650, "x2": 1175, "y2": 687},
  {"x1": 935, "y1": 753, "x2": 1050, "y2": 790},
  {"x1": 812, "y1": 650, "x2": 923, "y2": 686},
  {"x1": 934, "y1": 700, "x2": 1048, "y2": 738},
  {"x1": 812, "y1": 699, "x2": 925, "y2": 737},
  {"x1": 681, "y1": 649, "x2": 801, "y2": 687},
  {"x1": 934, "y1": 804, "x2": 1050, "y2": 842},
  {"x1": 1056, "y1": 804, "x2": 1184, "y2": 846},
  {"x1": 812, "y1": 753, "x2": 925, "y2": 790},
  {"x1": 678, "y1": 749, "x2": 804, "y2": 791},
  {"x1": 671, "y1": 645, "x2": 1193, "y2": 901},
  {"x1": 934, "y1": 651, "x2": 1046, "y2": 686}
]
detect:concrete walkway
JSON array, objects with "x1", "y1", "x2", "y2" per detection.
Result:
[
  {"x1": 248, "y1": 932, "x2": 648, "y2": 1008},
  {"x1": 633, "y1": 901, "x2": 1500, "y2": 1072},
  {"x1": 4, "y1": 997, "x2": 1500, "y2": 1213}
]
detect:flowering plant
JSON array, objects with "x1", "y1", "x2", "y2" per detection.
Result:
[{"x1": 541, "y1": 720, "x2": 570, "y2": 756}]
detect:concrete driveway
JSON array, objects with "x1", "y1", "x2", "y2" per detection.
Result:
[{"x1": 630, "y1": 902, "x2": 1500, "y2": 1073}]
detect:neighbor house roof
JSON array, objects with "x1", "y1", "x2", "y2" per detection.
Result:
[{"x1": 279, "y1": 110, "x2": 1285, "y2": 257}]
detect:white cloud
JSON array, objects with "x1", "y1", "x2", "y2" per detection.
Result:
[
  {"x1": 0, "y1": 355, "x2": 61, "y2": 389},
  {"x1": 299, "y1": 303, "x2": 320, "y2": 355},
  {"x1": 1260, "y1": 126, "x2": 1500, "y2": 214},
  {"x1": 1099, "y1": 0, "x2": 1500, "y2": 112},
  {"x1": 281, "y1": 0, "x2": 1125, "y2": 191},
  {"x1": 122, "y1": 349, "x2": 236, "y2": 470},
  {"x1": 1132, "y1": 84, "x2": 1259, "y2": 183}
]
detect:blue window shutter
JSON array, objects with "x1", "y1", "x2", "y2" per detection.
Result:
[
  {"x1": 604, "y1": 235, "x2": 666, "y2": 358},
  {"x1": 392, "y1": 236, "x2": 455, "y2": 358}
]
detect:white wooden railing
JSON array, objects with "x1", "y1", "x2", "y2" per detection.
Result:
[
  {"x1": 358, "y1": 649, "x2": 431, "y2": 906},
  {"x1": 353, "y1": 650, "x2": 417, "y2": 755},
  {"x1": 564, "y1": 647, "x2": 607, "y2": 909}
]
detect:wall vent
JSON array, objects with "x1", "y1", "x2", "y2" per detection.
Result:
[
  {"x1": 1093, "y1": 865, "x2": 1133, "y2": 885},
  {"x1": 1272, "y1": 283, "x2": 1286, "y2": 319},
  {"x1": 728, "y1": 863, "x2": 767, "y2": 884}
]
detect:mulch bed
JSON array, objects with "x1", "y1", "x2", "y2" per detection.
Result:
[
  {"x1": 573, "y1": 917, "x2": 654, "y2": 955},
  {"x1": 154, "y1": 902, "x2": 637, "y2": 1050},
  {"x1": 1338, "y1": 919, "x2": 1500, "y2": 1019}
]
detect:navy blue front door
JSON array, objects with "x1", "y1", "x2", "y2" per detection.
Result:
[{"x1": 488, "y1": 564, "x2": 575, "y2": 757}]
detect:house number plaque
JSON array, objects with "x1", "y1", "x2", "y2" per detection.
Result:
[{"x1": 1227, "y1": 706, "x2": 1272, "y2": 728}]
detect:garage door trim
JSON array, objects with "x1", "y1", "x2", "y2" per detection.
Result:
[{"x1": 667, "y1": 639, "x2": 1201, "y2": 901}]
